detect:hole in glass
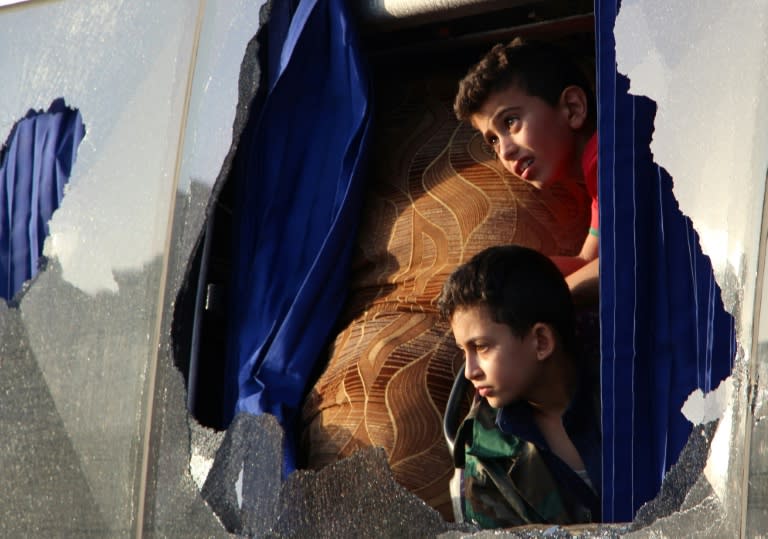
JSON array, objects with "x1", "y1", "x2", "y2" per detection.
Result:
[
  {"x1": 171, "y1": 1, "x2": 738, "y2": 534},
  {"x1": 0, "y1": 98, "x2": 85, "y2": 303}
]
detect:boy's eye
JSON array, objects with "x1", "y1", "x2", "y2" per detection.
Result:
[
  {"x1": 505, "y1": 117, "x2": 519, "y2": 129},
  {"x1": 486, "y1": 135, "x2": 499, "y2": 147}
]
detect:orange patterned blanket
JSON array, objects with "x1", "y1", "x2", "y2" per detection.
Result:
[{"x1": 301, "y1": 72, "x2": 590, "y2": 520}]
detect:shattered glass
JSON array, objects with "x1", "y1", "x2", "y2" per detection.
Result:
[
  {"x1": 1, "y1": 0, "x2": 767, "y2": 537},
  {"x1": 747, "y1": 188, "x2": 768, "y2": 534},
  {"x1": 613, "y1": 0, "x2": 768, "y2": 537},
  {"x1": 0, "y1": 0, "x2": 214, "y2": 536}
]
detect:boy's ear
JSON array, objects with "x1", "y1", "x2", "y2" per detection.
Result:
[
  {"x1": 559, "y1": 85, "x2": 588, "y2": 130},
  {"x1": 531, "y1": 322, "x2": 556, "y2": 361}
]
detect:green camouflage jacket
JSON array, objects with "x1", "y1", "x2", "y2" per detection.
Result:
[{"x1": 454, "y1": 397, "x2": 599, "y2": 529}]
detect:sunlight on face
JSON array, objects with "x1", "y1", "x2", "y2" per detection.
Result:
[{"x1": 450, "y1": 304, "x2": 541, "y2": 408}]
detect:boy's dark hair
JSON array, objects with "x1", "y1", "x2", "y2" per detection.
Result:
[
  {"x1": 453, "y1": 37, "x2": 596, "y2": 127},
  {"x1": 438, "y1": 245, "x2": 576, "y2": 355}
]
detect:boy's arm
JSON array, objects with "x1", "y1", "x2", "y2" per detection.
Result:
[
  {"x1": 550, "y1": 233, "x2": 598, "y2": 276},
  {"x1": 566, "y1": 257, "x2": 599, "y2": 308},
  {"x1": 551, "y1": 233, "x2": 599, "y2": 307}
]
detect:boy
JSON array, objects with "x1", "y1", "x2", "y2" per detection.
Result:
[
  {"x1": 453, "y1": 38, "x2": 599, "y2": 306},
  {"x1": 437, "y1": 245, "x2": 600, "y2": 528}
]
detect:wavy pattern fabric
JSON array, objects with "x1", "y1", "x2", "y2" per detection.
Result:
[
  {"x1": 301, "y1": 76, "x2": 591, "y2": 519},
  {"x1": 0, "y1": 99, "x2": 85, "y2": 301},
  {"x1": 596, "y1": 0, "x2": 735, "y2": 521}
]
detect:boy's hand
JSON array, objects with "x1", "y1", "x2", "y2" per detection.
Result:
[
  {"x1": 566, "y1": 258, "x2": 599, "y2": 308},
  {"x1": 550, "y1": 233, "x2": 599, "y2": 307}
]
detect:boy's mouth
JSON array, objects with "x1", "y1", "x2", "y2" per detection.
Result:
[
  {"x1": 476, "y1": 386, "x2": 493, "y2": 398},
  {"x1": 515, "y1": 158, "x2": 534, "y2": 179}
]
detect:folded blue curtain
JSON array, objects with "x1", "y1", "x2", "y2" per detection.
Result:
[
  {"x1": 597, "y1": 0, "x2": 735, "y2": 522},
  {"x1": 0, "y1": 99, "x2": 85, "y2": 301},
  {"x1": 224, "y1": 0, "x2": 372, "y2": 474}
]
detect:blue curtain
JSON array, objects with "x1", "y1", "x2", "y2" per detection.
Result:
[
  {"x1": 0, "y1": 98, "x2": 85, "y2": 301},
  {"x1": 597, "y1": 0, "x2": 735, "y2": 522},
  {"x1": 224, "y1": 0, "x2": 372, "y2": 474}
]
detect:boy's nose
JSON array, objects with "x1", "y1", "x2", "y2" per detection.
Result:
[
  {"x1": 498, "y1": 135, "x2": 518, "y2": 161},
  {"x1": 464, "y1": 355, "x2": 482, "y2": 380}
]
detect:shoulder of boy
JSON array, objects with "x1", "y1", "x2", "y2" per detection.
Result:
[{"x1": 458, "y1": 399, "x2": 590, "y2": 527}]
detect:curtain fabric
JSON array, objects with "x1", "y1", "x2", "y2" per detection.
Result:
[
  {"x1": 596, "y1": 0, "x2": 735, "y2": 522},
  {"x1": 224, "y1": 0, "x2": 372, "y2": 474},
  {"x1": 0, "y1": 98, "x2": 85, "y2": 301}
]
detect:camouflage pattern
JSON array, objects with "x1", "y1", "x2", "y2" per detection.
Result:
[{"x1": 455, "y1": 398, "x2": 596, "y2": 529}]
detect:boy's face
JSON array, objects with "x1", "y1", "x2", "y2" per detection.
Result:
[
  {"x1": 450, "y1": 304, "x2": 543, "y2": 409},
  {"x1": 470, "y1": 84, "x2": 585, "y2": 189}
]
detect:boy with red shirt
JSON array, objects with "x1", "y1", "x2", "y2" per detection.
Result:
[{"x1": 454, "y1": 38, "x2": 599, "y2": 306}]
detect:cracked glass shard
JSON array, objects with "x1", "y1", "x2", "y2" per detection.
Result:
[
  {"x1": 614, "y1": 0, "x2": 768, "y2": 536},
  {"x1": 0, "y1": 1, "x2": 212, "y2": 536}
]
